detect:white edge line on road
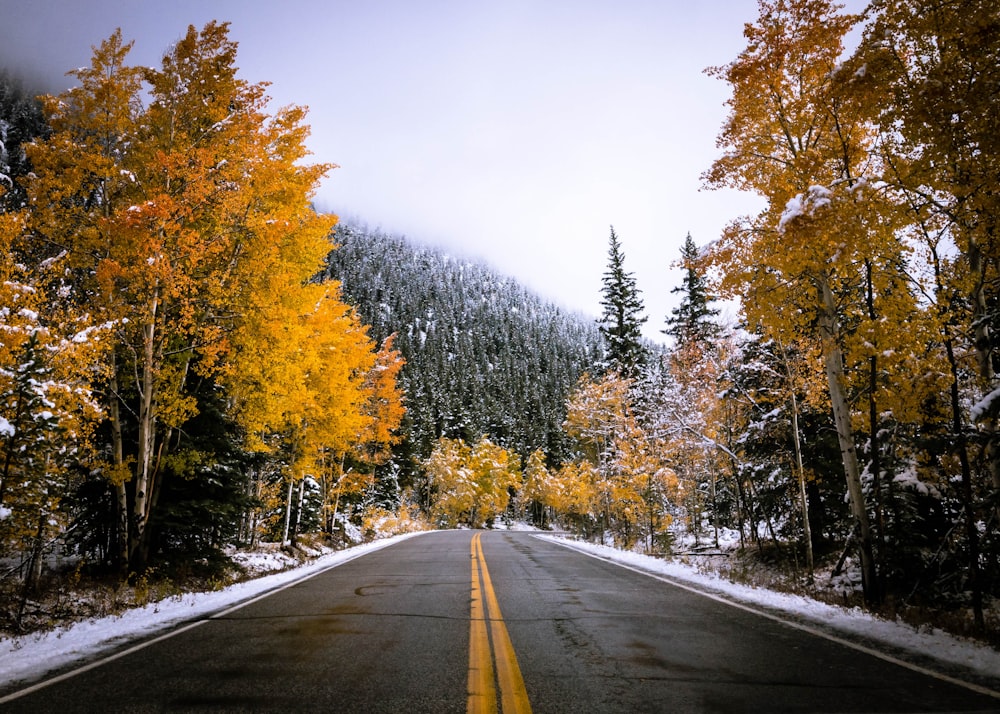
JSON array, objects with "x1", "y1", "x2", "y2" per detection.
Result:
[
  {"x1": 537, "y1": 534, "x2": 1000, "y2": 702},
  {"x1": 0, "y1": 534, "x2": 421, "y2": 704}
]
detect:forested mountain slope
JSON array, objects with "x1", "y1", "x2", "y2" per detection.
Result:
[{"x1": 324, "y1": 223, "x2": 604, "y2": 483}]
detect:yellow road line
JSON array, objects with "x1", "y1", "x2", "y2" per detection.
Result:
[
  {"x1": 468, "y1": 533, "x2": 496, "y2": 714},
  {"x1": 468, "y1": 532, "x2": 532, "y2": 714}
]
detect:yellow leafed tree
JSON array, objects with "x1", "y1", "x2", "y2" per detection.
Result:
[
  {"x1": 701, "y1": 0, "x2": 914, "y2": 603},
  {"x1": 0, "y1": 212, "x2": 108, "y2": 590},
  {"x1": 425, "y1": 436, "x2": 521, "y2": 528},
  {"x1": 562, "y1": 371, "x2": 677, "y2": 547},
  {"x1": 22, "y1": 23, "x2": 355, "y2": 570}
]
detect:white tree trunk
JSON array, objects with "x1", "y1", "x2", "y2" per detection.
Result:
[
  {"x1": 129, "y1": 291, "x2": 159, "y2": 570},
  {"x1": 818, "y1": 277, "x2": 877, "y2": 602},
  {"x1": 282, "y1": 478, "x2": 294, "y2": 546}
]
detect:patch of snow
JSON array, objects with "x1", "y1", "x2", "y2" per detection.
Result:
[
  {"x1": 893, "y1": 466, "x2": 941, "y2": 498},
  {"x1": 778, "y1": 194, "x2": 804, "y2": 232},
  {"x1": 778, "y1": 185, "x2": 833, "y2": 233},
  {"x1": 491, "y1": 520, "x2": 539, "y2": 532},
  {"x1": 38, "y1": 251, "x2": 67, "y2": 271},
  {"x1": 971, "y1": 386, "x2": 1000, "y2": 423}
]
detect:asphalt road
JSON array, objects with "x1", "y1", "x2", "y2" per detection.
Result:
[{"x1": 2, "y1": 530, "x2": 998, "y2": 713}]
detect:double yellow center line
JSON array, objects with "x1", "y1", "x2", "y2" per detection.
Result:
[{"x1": 468, "y1": 532, "x2": 532, "y2": 714}]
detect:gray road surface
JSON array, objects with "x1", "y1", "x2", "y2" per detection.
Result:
[{"x1": 2, "y1": 530, "x2": 998, "y2": 713}]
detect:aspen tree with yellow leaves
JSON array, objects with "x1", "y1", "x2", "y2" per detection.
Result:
[
  {"x1": 561, "y1": 372, "x2": 678, "y2": 548},
  {"x1": 613, "y1": 417, "x2": 678, "y2": 552},
  {"x1": 563, "y1": 373, "x2": 631, "y2": 471},
  {"x1": 357, "y1": 335, "x2": 406, "y2": 470},
  {"x1": 314, "y1": 334, "x2": 406, "y2": 537},
  {"x1": 563, "y1": 373, "x2": 623, "y2": 543},
  {"x1": 424, "y1": 438, "x2": 472, "y2": 528},
  {"x1": 276, "y1": 294, "x2": 380, "y2": 546},
  {"x1": 521, "y1": 456, "x2": 600, "y2": 537},
  {"x1": 425, "y1": 436, "x2": 520, "y2": 528},
  {"x1": 702, "y1": 0, "x2": 911, "y2": 604},
  {"x1": 657, "y1": 345, "x2": 727, "y2": 546},
  {"x1": 548, "y1": 459, "x2": 601, "y2": 534},
  {"x1": 520, "y1": 446, "x2": 599, "y2": 532},
  {"x1": 519, "y1": 449, "x2": 552, "y2": 526},
  {"x1": 17, "y1": 22, "x2": 401, "y2": 572}
]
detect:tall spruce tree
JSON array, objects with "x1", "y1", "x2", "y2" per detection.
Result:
[
  {"x1": 663, "y1": 233, "x2": 721, "y2": 351},
  {"x1": 598, "y1": 226, "x2": 647, "y2": 379}
]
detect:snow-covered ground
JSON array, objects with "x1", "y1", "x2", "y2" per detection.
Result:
[{"x1": 2, "y1": 529, "x2": 998, "y2": 698}]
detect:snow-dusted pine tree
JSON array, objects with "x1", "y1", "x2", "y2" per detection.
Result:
[
  {"x1": 663, "y1": 233, "x2": 721, "y2": 351},
  {"x1": 598, "y1": 226, "x2": 647, "y2": 380}
]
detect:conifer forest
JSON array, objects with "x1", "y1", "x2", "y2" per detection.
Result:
[{"x1": 2, "y1": 0, "x2": 999, "y2": 641}]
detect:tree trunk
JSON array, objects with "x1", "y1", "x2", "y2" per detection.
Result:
[
  {"x1": 24, "y1": 508, "x2": 46, "y2": 592},
  {"x1": 818, "y1": 277, "x2": 879, "y2": 604},
  {"x1": 282, "y1": 478, "x2": 294, "y2": 546},
  {"x1": 733, "y1": 470, "x2": 748, "y2": 551},
  {"x1": 292, "y1": 478, "x2": 305, "y2": 547},
  {"x1": 16, "y1": 509, "x2": 48, "y2": 630},
  {"x1": 742, "y1": 473, "x2": 762, "y2": 553},
  {"x1": 647, "y1": 496, "x2": 654, "y2": 554},
  {"x1": 790, "y1": 390, "x2": 814, "y2": 580},
  {"x1": 249, "y1": 468, "x2": 263, "y2": 549},
  {"x1": 931, "y1": 240, "x2": 985, "y2": 630},
  {"x1": 320, "y1": 458, "x2": 332, "y2": 537},
  {"x1": 709, "y1": 463, "x2": 719, "y2": 548},
  {"x1": 779, "y1": 338, "x2": 814, "y2": 577},
  {"x1": 724, "y1": 418, "x2": 747, "y2": 550},
  {"x1": 865, "y1": 260, "x2": 887, "y2": 573},
  {"x1": 945, "y1": 333, "x2": 985, "y2": 632},
  {"x1": 129, "y1": 294, "x2": 159, "y2": 573},
  {"x1": 108, "y1": 356, "x2": 129, "y2": 572}
]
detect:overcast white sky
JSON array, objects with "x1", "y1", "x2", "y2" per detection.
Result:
[{"x1": 0, "y1": 0, "x2": 862, "y2": 341}]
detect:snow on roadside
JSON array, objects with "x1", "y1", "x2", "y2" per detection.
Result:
[
  {"x1": 0, "y1": 532, "x2": 422, "y2": 691},
  {"x1": 537, "y1": 534, "x2": 1000, "y2": 683}
]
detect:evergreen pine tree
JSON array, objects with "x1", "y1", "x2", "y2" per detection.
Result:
[
  {"x1": 663, "y1": 233, "x2": 721, "y2": 351},
  {"x1": 598, "y1": 226, "x2": 648, "y2": 379},
  {"x1": 0, "y1": 70, "x2": 48, "y2": 213}
]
